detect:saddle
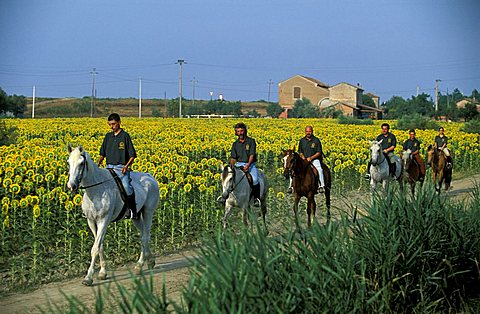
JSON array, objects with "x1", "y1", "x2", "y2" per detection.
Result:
[{"x1": 107, "y1": 169, "x2": 129, "y2": 222}]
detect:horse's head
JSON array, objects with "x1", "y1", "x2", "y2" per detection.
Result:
[
  {"x1": 67, "y1": 144, "x2": 87, "y2": 192},
  {"x1": 426, "y1": 144, "x2": 435, "y2": 165},
  {"x1": 369, "y1": 139, "x2": 383, "y2": 165},
  {"x1": 282, "y1": 148, "x2": 297, "y2": 179},
  {"x1": 402, "y1": 149, "x2": 413, "y2": 170},
  {"x1": 220, "y1": 164, "x2": 236, "y2": 199}
]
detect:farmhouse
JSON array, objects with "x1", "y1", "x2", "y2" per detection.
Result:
[{"x1": 278, "y1": 75, "x2": 383, "y2": 119}]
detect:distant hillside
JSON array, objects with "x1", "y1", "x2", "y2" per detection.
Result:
[{"x1": 25, "y1": 97, "x2": 270, "y2": 118}]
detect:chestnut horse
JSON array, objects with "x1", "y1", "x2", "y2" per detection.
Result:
[
  {"x1": 427, "y1": 145, "x2": 452, "y2": 192},
  {"x1": 401, "y1": 149, "x2": 424, "y2": 196},
  {"x1": 282, "y1": 149, "x2": 331, "y2": 229}
]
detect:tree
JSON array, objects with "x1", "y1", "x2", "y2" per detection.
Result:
[
  {"x1": 247, "y1": 109, "x2": 260, "y2": 117},
  {"x1": 383, "y1": 96, "x2": 409, "y2": 118},
  {"x1": 409, "y1": 93, "x2": 434, "y2": 117},
  {"x1": 362, "y1": 94, "x2": 376, "y2": 107},
  {"x1": 7, "y1": 94, "x2": 27, "y2": 117},
  {"x1": 471, "y1": 89, "x2": 480, "y2": 102},
  {"x1": 293, "y1": 97, "x2": 320, "y2": 118},
  {"x1": 266, "y1": 102, "x2": 283, "y2": 117},
  {"x1": 0, "y1": 88, "x2": 8, "y2": 114},
  {"x1": 458, "y1": 103, "x2": 479, "y2": 121}
]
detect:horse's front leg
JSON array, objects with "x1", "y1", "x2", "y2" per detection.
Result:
[
  {"x1": 223, "y1": 204, "x2": 233, "y2": 229},
  {"x1": 83, "y1": 219, "x2": 108, "y2": 286},
  {"x1": 293, "y1": 195, "x2": 301, "y2": 231}
]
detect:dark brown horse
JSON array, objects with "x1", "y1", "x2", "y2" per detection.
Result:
[
  {"x1": 282, "y1": 149, "x2": 331, "y2": 228},
  {"x1": 427, "y1": 145, "x2": 452, "y2": 192},
  {"x1": 401, "y1": 149, "x2": 424, "y2": 196}
]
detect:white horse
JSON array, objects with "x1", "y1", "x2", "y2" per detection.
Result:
[
  {"x1": 66, "y1": 145, "x2": 159, "y2": 286},
  {"x1": 218, "y1": 165, "x2": 268, "y2": 229},
  {"x1": 369, "y1": 140, "x2": 402, "y2": 192}
]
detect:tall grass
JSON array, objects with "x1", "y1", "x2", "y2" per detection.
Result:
[{"x1": 52, "y1": 183, "x2": 480, "y2": 313}]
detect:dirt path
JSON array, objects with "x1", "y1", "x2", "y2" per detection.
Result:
[{"x1": 1, "y1": 174, "x2": 479, "y2": 313}]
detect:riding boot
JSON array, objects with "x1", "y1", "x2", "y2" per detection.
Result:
[
  {"x1": 252, "y1": 184, "x2": 261, "y2": 207},
  {"x1": 126, "y1": 193, "x2": 138, "y2": 219},
  {"x1": 364, "y1": 161, "x2": 372, "y2": 180},
  {"x1": 390, "y1": 163, "x2": 396, "y2": 179}
]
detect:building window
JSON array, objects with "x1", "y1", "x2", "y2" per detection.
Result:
[{"x1": 293, "y1": 87, "x2": 301, "y2": 99}]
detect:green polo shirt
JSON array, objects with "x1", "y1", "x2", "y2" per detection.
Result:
[
  {"x1": 376, "y1": 132, "x2": 397, "y2": 151},
  {"x1": 230, "y1": 136, "x2": 257, "y2": 163},
  {"x1": 298, "y1": 135, "x2": 322, "y2": 160},
  {"x1": 403, "y1": 138, "x2": 421, "y2": 153},
  {"x1": 435, "y1": 135, "x2": 448, "y2": 148},
  {"x1": 99, "y1": 129, "x2": 136, "y2": 165}
]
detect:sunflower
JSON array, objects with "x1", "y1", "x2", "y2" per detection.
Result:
[
  {"x1": 65, "y1": 201, "x2": 74, "y2": 211},
  {"x1": 183, "y1": 183, "x2": 192, "y2": 193},
  {"x1": 2, "y1": 178, "x2": 12, "y2": 189},
  {"x1": 9, "y1": 183, "x2": 21, "y2": 195},
  {"x1": 276, "y1": 192, "x2": 285, "y2": 199},
  {"x1": 33, "y1": 205, "x2": 41, "y2": 218},
  {"x1": 59, "y1": 192, "x2": 69, "y2": 204},
  {"x1": 73, "y1": 194, "x2": 83, "y2": 206},
  {"x1": 3, "y1": 216, "x2": 10, "y2": 229}
]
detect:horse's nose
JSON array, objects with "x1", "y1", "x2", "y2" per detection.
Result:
[{"x1": 67, "y1": 182, "x2": 77, "y2": 191}]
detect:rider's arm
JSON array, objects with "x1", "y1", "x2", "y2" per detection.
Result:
[
  {"x1": 97, "y1": 155, "x2": 105, "y2": 167},
  {"x1": 308, "y1": 152, "x2": 321, "y2": 162},
  {"x1": 122, "y1": 156, "x2": 135, "y2": 174}
]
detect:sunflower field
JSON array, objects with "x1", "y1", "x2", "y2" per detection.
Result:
[{"x1": 0, "y1": 117, "x2": 479, "y2": 292}]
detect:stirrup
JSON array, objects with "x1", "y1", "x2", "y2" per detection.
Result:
[
  {"x1": 124, "y1": 208, "x2": 134, "y2": 219},
  {"x1": 318, "y1": 186, "x2": 325, "y2": 193},
  {"x1": 253, "y1": 198, "x2": 261, "y2": 208},
  {"x1": 216, "y1": 195, "x2": 226, "y2": 206},
  {"x1": 364, "y1": 173, "x2": 371, "y2": 181},
  {"x1": 287, "y1": 187, "x2": 293, "y2": 194},
  {"x1": 446, "y1": 162, "x2": 452, "y2": 170}
]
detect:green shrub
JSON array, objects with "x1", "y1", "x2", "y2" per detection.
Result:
[
  {"x1": 396, "y1": 113, "x2": 439, "y2": 130},
  {"x1": 0, "y1": 119, "x2": 18, "y2": 145},
  {"x1": 461, "y1": 119, "x2": 480, "y2": 134},
  {"x1": 337, "y1": 114, "x2": 373, "y2": 125}
]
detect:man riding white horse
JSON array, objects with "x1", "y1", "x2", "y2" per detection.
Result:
[
  {"x1": 218, "y1": 122, "x2": 261, "y2": 207},
  {"x1": 365, "y1": 123, "x2": 399, "y2": 180},
  {"x1": 96, "y1": 113, "x2": 138, "y2": 219}
]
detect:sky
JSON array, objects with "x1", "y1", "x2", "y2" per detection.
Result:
[{"x1": 1, "y1": 0, "x2": 479, "y2": 104}]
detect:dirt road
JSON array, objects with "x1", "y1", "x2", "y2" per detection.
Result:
[{"x1": 1, "y1": 174, "x2": 479, "y2": 313}]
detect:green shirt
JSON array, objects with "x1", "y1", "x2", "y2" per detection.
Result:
[
  {"x1": 376, "y1": 132, "x2": 397, "y2": 151},
  {"x1": 435, "y1": 135, "x2": 448, "y2": 148},
  {"x1": 230, "y1": 136, "x2": 257, "y2": 163},
  {"x1": 403, "y1": 138, "x2": 421, "y2": 153},
  {"x1": 298, "y1": 135, "x2": 323, "y2": 160},
  {"x1": 100, "y1": 129, "x2": 136, "y2": 165}
]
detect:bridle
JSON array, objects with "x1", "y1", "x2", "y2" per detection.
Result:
[
  {"x1": 285, "y1": 152, "x2": 297, "y2": 178},
  {"x1": 223, "y1": 166, "x2": 247, "y2": 197},
  {"x1": 370, "y1": 145, "x2": 387, "y2": 167},
  {"x1": 70, "y1": 153, "x2": 113, "y2": 191}
]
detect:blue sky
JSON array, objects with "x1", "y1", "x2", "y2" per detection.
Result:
[{"x1": 1, "y1": 0, "x2": 479, "y2": 103}]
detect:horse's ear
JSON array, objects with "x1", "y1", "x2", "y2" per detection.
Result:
[
  {"x1": 293, "y1": 145, "x2": 296, "y2": 152},
  {"x1": 427, "y1": 144, "x2": 432, "y2": 151},
  {"x1": 78, "y1": 145, "x2": 84, "y2": 153},
  {"x1": 67, "y1": 144, "x2": 73, "y2": 153},
  {"x1": 377, "y1": 139, "x2": 383, "y2": 145}
]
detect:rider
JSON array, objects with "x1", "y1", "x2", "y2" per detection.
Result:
[
  {"x1": 435, "y1": 126, "x2": 452, "y2": 169},
  {"x1": 365, "y1": 123, "x2": 397, "y2": 180},
  {"x1": 296, "y1": 125, "x2": 325, "y2": 193},
  {"x1": 402, "y1": 128, "x2": 426, "y2": 182},
  {"x1": 221, "y1": 122, "x2": 261, "y2": 207},
  {"x1": 97, "y1": 113, "x2": 138, "y2": 219}
]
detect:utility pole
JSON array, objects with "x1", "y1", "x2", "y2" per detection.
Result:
[
  {"x1": 267, "y1": 79, "x2": 273, "y2": 102},
  {"x1": 139, "y1": 77, "x2": 142, "y2": 118},
  {"x1": 416, "y1": 86, "x2": 419, "y2": 96},
  {"x1": 435, "y1": 79, "x2": 441, "y2": 113},
  {"x1": 32, "y1": 85, "x2": 35, "y2": 118},
  {"x1": 176, "y1": 59, "x2": 186, "y2": 117},
  {"x1": 191, "y1": 76, "x2": 197, "y2": 106},
  {"x1": 90, "y1": 68, "x2": 98, "y2": 117}
]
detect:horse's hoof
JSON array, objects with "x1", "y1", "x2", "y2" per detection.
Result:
[
  {"x1": 147, "y1": 260, "x2": 155, "y2": 270},
  {"x1": 98, "y1": 273, "x2": 107, "y2": 280},
  {"x1": 134, "y1": 265, "x2": 143, "y2": 275},
  {"x1": 82, "y1": 278, "x2": 93, "y2": 286}
]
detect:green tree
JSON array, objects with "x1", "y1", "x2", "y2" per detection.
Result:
[
  {"x1": 0, "y1": 87, "x2": 8, "y2": 114},
  {"x1": 458, "y1": 103, "x2": 479, "y2": 121},
  {"x1": 471, "y1": 89, "x2": 480, "y2": 102},
  {"x1": 293, "y1": 97, "x2": 320, "y2": 118},
  {"x1": 247, "y1": 109, "x2": 260, "y2": 117},
  {"x1": 266, "y1": 102, "x2": 283, "y2": 117},
  {"x1": 362, "y1": 94, "x2": 376, "y2": 107},
  {"x1": 383, "y1": 96, "x2": 409, "y2": 118},
  {"x1": 167, "y1": 98, "x2": 180, "y2": 117},
  {"x1": 409, "y1": 93, "x2": 434, "y2": 117}
]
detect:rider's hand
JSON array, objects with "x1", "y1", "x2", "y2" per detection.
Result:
[
  {"x1": 383, "y1": 149, "x2": 388, "y2": 154},
  {"x1": 122, "y1": 166, "x2": 128, "y2": 174},
  {"x1": 243, "y1": 163, "x2": 250, "y2": 172}
]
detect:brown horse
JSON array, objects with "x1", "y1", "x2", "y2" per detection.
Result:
[
  {"x1": 282, "y1": 149, "x2": 331, "y2": 229},
  {"x1": 401, "y1": 149, "x2": 424, "y2": 196},
  {"x1": 427, "y1": 145, "x2": 452, "y2": 192}
]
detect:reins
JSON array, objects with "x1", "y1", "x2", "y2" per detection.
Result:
[{"x1": 75, "y1": 154, "x2": 114, "y2": 190}]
